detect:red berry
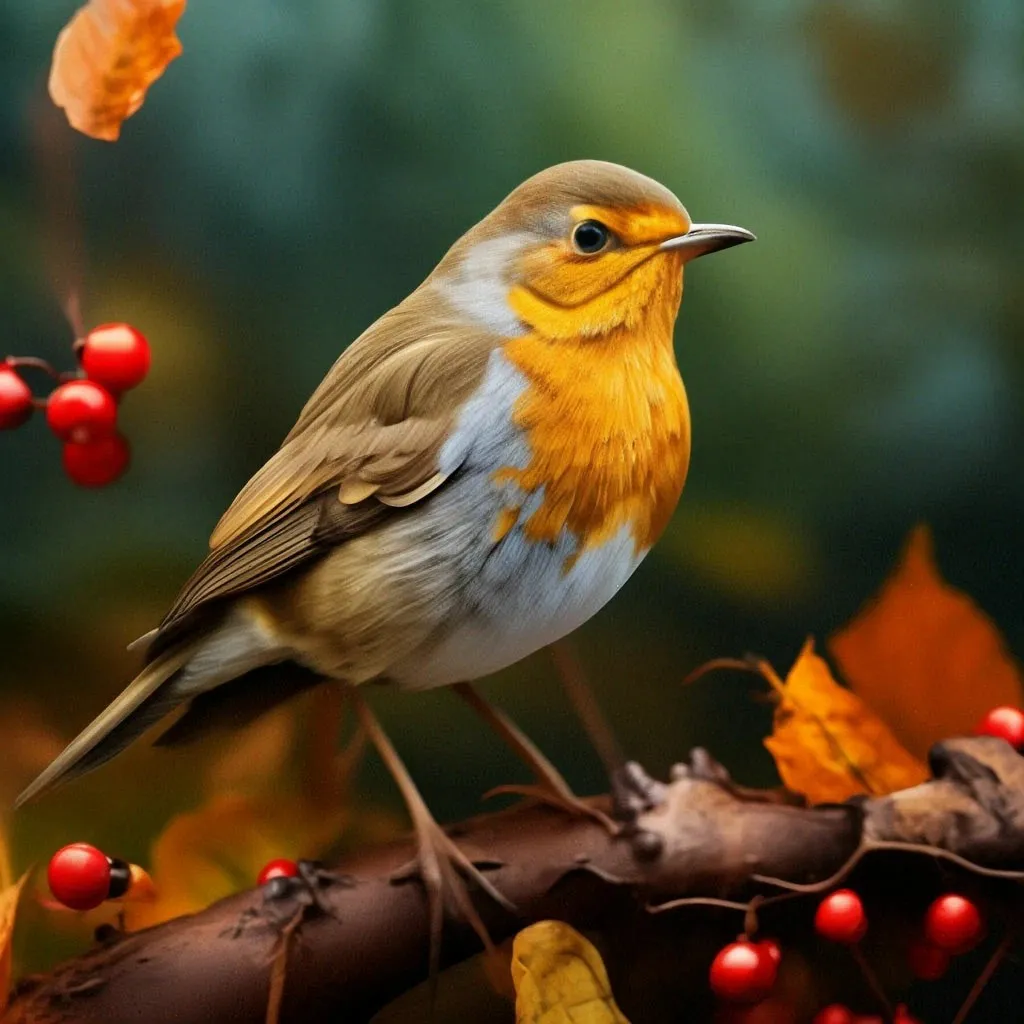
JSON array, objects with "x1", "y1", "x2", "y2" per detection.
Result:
[
  {"x1": 907, "y1": 937, "x2": 950, "y2": 980},
  {"x1": 814, "y1": 889, "x2": 867, "y2": 944},
  {"x1": 62, "y1": 433, "x2": 130, "y2": 487},
  {"x1": 893, "y1": 1007, "x2": 922, "y2": 1024},
  {"x1": 812, "y1": 1007, "x2": 855, "y2": 1024},
  {"x1": 758, "y1": 938, "x2": 782, "y2": 967},
  {"x1": 709, "y1": 940, "x2": 778, "y2": 1004},
  {"x1": 923, "y1": 894, "x2": 984, "y2": 954},
  {"x1": 257, "y1": 858, "x2": 300, "y2": 886},
  {"x1": 975, "y1": 706, "x2": 1024, "y2": 749},
  {"x1": 0, "y1": 364, "x2": 33, "y2": 429},
  {"x1": 80, "y1": 323, "x2": 151, "y2": 393},
  {"x1": 46, "y1": 379, "x2": 117, "y2": 442},
  {"x1": 47, "y1": 843, "x2": 111, "y2": 911}
]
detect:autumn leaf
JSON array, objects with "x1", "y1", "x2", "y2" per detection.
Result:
[
  {"x1": 512, "y1": 920, "x2": 630, "y2": 1024},
  {"x1": 0, "y1": 828, "x2": 29, "y2": 1014},
  {"x1": 762, "y1": 640, "x2": 928, "y2": 804},
  {"x1": 830, "y1": 525, "x2": 1024, "y2": 760},
  {"x1": 49, "y1": 0, "x2": 187, "y2": 142}
]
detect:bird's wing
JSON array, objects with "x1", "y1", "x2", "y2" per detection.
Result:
[{"x1": 149, "y1": 288, "x2": 499, "y2": 651}]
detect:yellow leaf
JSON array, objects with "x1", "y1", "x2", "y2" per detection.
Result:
[
  {"x1": 830, "y1": 525, "x2": 1024, "y2": 760},
  {"x1": 763, "y1": 640, "x2": 928, "y2": 804},
  {"x1": 49, "y1": 0, "x2": 187, "y2": 142},
  {"x1": 512, "y1": 920, "x2": 630, "y2": 1024},
  {"x1": 0, "y1": 872, "x2": 28, "y2": 1013}
]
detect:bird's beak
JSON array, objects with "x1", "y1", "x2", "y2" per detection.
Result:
[{"x1": 660, "y1": 223, "x2": 756, "y2": 261}]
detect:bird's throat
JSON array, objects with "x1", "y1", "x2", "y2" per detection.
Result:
[{"x1": 494, "y1": 275, "x2": 690, "y2": 556}]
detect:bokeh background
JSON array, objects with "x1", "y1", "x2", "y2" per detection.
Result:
[{"x1": 1, "y1": 0, "x2": 1023, "y2": 1017}]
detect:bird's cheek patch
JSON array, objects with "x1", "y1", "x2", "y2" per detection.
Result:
[{"x1": 519, "y1": 244, "x2": 653, "y2": 308}]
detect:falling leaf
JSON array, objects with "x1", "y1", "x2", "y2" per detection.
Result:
[
  {"x1": 512, "y1": 920, "x2": 630, "y2": 1024},
  {"x1": 830, "y1": 525, "x2": 1024, "y2": 760},
  {"x1": 0, "y1": 827, "x2": 28, "y2": 1014},
  {"x1": 49, "y1": 0, "x2": 187, "y2": 142},
  {"x1": 762, "y1": 640, "x2": 928, "y2": 804}
]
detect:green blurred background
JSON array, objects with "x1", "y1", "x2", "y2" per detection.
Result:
[{"x1": 1, "y1": 0, "x2": 1023, "y2": 1001}]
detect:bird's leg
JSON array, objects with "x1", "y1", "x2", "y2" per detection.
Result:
[
  {"x1": 348, "y1": 687, "x2": 512, "y2": 975},
  {"x1": 452, "y1": 681, "x2": 618, "y2": 834}
]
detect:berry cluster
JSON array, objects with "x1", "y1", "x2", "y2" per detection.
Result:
[
  {"x1": 0, "y1": 322, "x2": 149, "y2": 487},
  {"x1": 708, "y1": 888, "x2": 985, "y2": 1020}
]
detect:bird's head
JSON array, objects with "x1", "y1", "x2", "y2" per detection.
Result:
[{"x1": 435, "y1": 160, "x2": 754, "y2": 341}]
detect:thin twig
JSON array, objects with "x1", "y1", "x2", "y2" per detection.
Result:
[
  {"x1": 646, "y1": 896, "x2": 752, "y2": 916},
  {"x1": 6, "y1": 356, "x2": 61, "y2": 380},
  {"x1": 550, "y1": 640, "x2": 626, "y2": 777},
  {"x1": 850, "y1": 943, "x2": 892, "y2": 1017},
  {"x1": 264, "y1": 908, "x2": 303, "y2": 1024},
  {"x1": 682, "y1": 656, "x2": 760, "y2": 686},
  {"x1": 951, "y1": 926, "x2": 1017, "y2": 1024},
  {"x1": 753, "y1": 840, "x2": 1024, "y2": 895}
]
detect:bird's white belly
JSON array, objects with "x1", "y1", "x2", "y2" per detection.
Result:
[
  {"x1": 388, "y1": 349, "x2": 646, "y2": 690},
  {"x1": 393, "y1": 519, "x2": 643, "y2": 690}
]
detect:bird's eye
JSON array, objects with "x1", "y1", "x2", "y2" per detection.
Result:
[{"x1": 572, "y1": 220, "x2": 611, "y2": 254}]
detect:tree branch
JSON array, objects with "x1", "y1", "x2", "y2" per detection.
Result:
[{"x1": 6, "y1": 737, "x2": 1024, "y2": 1024}]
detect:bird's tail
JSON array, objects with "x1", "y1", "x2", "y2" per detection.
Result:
[{"x1": 14, "y1": 645, "x2": 195, "y2": 808}]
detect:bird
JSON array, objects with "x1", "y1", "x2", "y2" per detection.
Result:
[{"x1": 18, "y1": 159, "x2": 753, "y2": 944}]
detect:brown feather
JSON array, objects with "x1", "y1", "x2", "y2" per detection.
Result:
[{"x1": 148, "y1": 290, "x2": 499, "y2": 655}]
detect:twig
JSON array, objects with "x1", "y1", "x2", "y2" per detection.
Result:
[
  {"x1": 951, "y1": 927, "x2": 1017, "y2": 1024},
  {"x1": 850, "y1": 943, "x2": 892, "y2": 1017}
]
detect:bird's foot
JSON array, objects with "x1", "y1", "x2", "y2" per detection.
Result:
[
  {"x1": 391, "y1": 815, "x2": 513, "y2": 975},
  {"x1": 483, "y1": 781, "x2": 619, "y2": 836},
  {"x1": 611, "y1": 760, "x2": 667, "y2": 830}
]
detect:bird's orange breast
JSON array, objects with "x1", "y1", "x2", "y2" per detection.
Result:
[{"x1": 493, "y1": 261, "x2": 690, "y2": 556}]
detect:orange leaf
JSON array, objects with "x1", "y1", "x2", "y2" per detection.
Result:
[
  {"x1": 49, "y1": 0, "x2": 187, "y2": 142},
  {"x1": 830, "y1": 525, "x2": 1024, "y2": 760},
  {"x1": 0, "y1": 827, "x2": 28, "y2": 1014},
  {"x1": 763, "y1": 640, "x2": 928, "y2": 804}
]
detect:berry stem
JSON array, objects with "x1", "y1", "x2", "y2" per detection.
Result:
[
  {"x1": 753, "y1": 839, "x2": 1024, "y2": 897},
  {"x1": 849, "y1": 944, "x2": 892, "y2": 1017},
  {"x1": 951, "y1": 926, "x2": 1016, "y2": 1024},
  {"x1": 6, "y1": 355, "x2": 62, "y2": 380}
]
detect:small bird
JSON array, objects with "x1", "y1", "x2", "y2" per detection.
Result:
[{"x1": 18, "y1": 160, "x2": 752, "y2": 938}]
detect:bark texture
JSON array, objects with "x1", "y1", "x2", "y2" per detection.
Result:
[{"x1": 6, "y1": 737, "x2": 1024, "y2": 1024}]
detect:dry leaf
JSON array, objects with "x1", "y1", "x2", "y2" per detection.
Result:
[
  {"x1": 830, "y1": 525, "x2": 1024, "y2": 760},
  {"x1": 763, "y1": 640, "x2": 928, "y2": 804},
  {"x1": 512, "y1": 920, "x2": 630, "y2": 1024},
  {"x1": 0, "y1": 827, "x2": 28, "y2": 1014},
  {"x1": 49, "y1": 0, "x2": 187, "y2": 141}
]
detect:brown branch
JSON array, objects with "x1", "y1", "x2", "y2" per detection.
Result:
[{"x1": 6, "y1": 737, "x2": 1024, "y2": 1024}]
